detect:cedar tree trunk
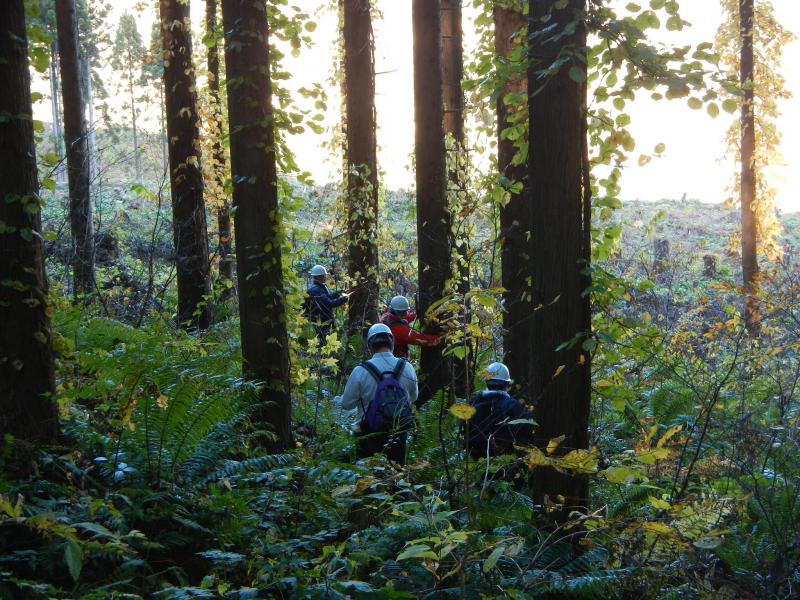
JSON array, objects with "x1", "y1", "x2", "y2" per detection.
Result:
[
  {"x1": 159, "y1": 0, "x2": 212, "y2": 329},
  {"x1": 441, "y1": 0, "x2": 471, "y2": 399},
  {"x1": 528, "y1": 0, "x2": 591, "y2": 517},
  {"x1": 343, "y1": 0, "x2": 379, "y2": 337},
  {"x1": 55, "y1": 0, "x2": 95, "y2": 300},
  {"x1": 496, "y1": 2, "x2": 532, "y2": 396},
  {"x1": 206, "y1": 0, "x2": 234, "y2": 298},
  {"x1": 739, "y1": 0, "x2": 760, "y2": 336},
  {"x1": 0, "y1": 0, "x2": 59, "y2": 445},
  {"x1": 222, "y1": 0, "x2": 292, "y2": 449},
  {"x1": 413, "y1": 0, "x2": 451, "y2": 404}
]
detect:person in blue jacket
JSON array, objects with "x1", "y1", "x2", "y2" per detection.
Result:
[
  {"x1": 466, "y1": 362, "x2": 534, "y2": 460},
  {"x1": 305, "y1": 264, "x2": 348, "y2": 344}
]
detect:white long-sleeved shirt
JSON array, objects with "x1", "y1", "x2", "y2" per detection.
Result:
[{"x1": 338, "y1": 352, "x2": 418, "y2": 423}]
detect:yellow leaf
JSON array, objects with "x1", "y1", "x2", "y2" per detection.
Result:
[
  {"x1": 546, "y1": 435, "x2": 566, "y2": 455},
  {"x1": 648, "y1": 496, "x2": 671, "y2": 510},
  {"x1": 552, "y1": 365, "x2": 566, "y2": 379},
  {"x1": 156, "y1": 394, "x2": 169, "y2": 410},
  {"x1": 522, "y1": 446, "x2": 552, "y2": 468},
  {"x1": 656, "y1": 424, "x2": 683, "y2": 448},
  {"x1": 558, "y1": 449, "x2": 599, "y2": 474},
  {"x1": 449, "y1": 403, "x2": 476, "y2": 421}
]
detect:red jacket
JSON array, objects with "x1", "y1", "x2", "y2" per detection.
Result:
[{"x1": 380, "y1": 311, "x2": 439, "y2": 359}]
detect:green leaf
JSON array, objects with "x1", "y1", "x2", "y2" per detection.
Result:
[
  {"x1": 706, "y1": 102, "x2": 720, "y2": 118},
  {"x1": 568, "y1": 65, "x2": 586, "y2": 83},
  {"x1": 64, "y1": 539, "x2": 82, "y2": 581},
  {"x1": 397, "y1": 545, "x2": 438, "y2": 561},
  {"x1": 687, "y1": 97, "x2": 702, "y2": 110},
  {"x1": 483, "y1": 546, "x2": 505, "y2": 573},
  {"x1": 722, "y1": 98, "x2": 738, "y2": 113},
  {"x1": 654, "y1": 143, "x2": 666, "y2": 154}
]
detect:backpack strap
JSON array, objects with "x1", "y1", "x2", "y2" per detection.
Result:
[
  {"x1": 391, "y1": 358, "x2": 406, "y2": 381},
  {"x1": 360, "y1": 360, "x2": 383, "y2": 383}
]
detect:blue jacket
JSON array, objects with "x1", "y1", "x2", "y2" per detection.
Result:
[
  {"x1": 306, "y1": 282, "x2": 347, "y2": 324},
  {"x1": 466, "y1": 390, "x2": 534, "y2": 459}
]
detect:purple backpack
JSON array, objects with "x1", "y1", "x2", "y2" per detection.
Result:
[{"x1": 360, "y1": 359, "x2": 414, "y2": 432}]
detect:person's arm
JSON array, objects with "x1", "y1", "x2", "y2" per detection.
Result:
[
  {"x1": 339, "y1": 367, "x2": 365, "y2": 411},
  {"x1": 403, "y1": 363, "x2": 419, "y2": 405},
  {"x1": 392, "y1": 322, "x2": 439, "y2": 348}
]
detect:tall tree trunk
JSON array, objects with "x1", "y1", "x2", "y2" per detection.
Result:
[
  {"x1": 413, "y1": 0, "x2": 451, "y2": 404},
  {"x1": 128, "y1": 57, "x2": 141, "y2": 182},
  {"x1": 159, "y1": 0, "x2": 212, "y2": 329},
  {"x1": 343, "y1": 0, "x2": 379, "y2": 338},
  {"x1": 48, "y1": 38, "x2": 66, "y2": 183},
  {"x1": 84, "y1": 58, "x2": 98, "y2": 180},
  {"x1": 739, "y1": 0, "x2": 760, "y2": 336},
  {"x1": 0, "y1": 0, "x2": 58, "y2": 445},
  {"x1": 441, "y1": 0, "x2": 470, "y2": 399},
  {"x1": 56, "y1": 0, "x2": 95, "y2": 300},
  {"x1": 528, "y1": 0, "x2": 591, "y2": 518},
  {"x1": 206, "y1": 0, "x2": 234, "y2": 298},
  {"x1": 441, "y1": 0, "x2": 464, "y2": 143},
  {"x1": 222, "y1": 0, "x2": 292, "y2": 449},
  {"x1": 495, "y1": 2, "x2": 531, "y2": 395}
]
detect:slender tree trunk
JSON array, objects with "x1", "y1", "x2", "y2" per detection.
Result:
[
  {"x1": 739, "y1": 0, "x2": 760, "y2": 336},
  {"x1": 128, "y1": 63, "x2": 141, "y2": 183},
  {"x1": 441, "y1": 0, "x2": 464, "y2": 143},
  {"x1": 495, "y1": 2, "x2": 531, "y2": 395},
  {"x1": 222, "y1": 0, "x2": 292, "y2": 449},
  {"x1": 0, "y1": 0, "x2": 58, "y2": 445},
  {"x1": 343, "y1": 0, "x2": 379, "y2": 338},
  {"x1": 206, "y1": 0, "x2": 234, "y2": 298},
  {"x1": 528, "y1": 0, "x2": 591, "y2": 518},
  {"x1": 84, "y1": 59, "x2": 98, "y2": 180},
  {"x1": 413, "y1": 0, "x2": 451, "y2": 404},
  {"x1": 56, "y1": 0, "x2": 95, "y2": 300},
  {"x1": 48, "y1": 38, "x2": 66, "y2": 183},
  {"x1": 159, "y1": 0, "x2": 212, "y2": 329},
  {"x1": 441, "y1": 0, "x2": 470, "y2": 399},
  {"x1": 160, "y1": 82, "x2": 168, "y2": 174}
]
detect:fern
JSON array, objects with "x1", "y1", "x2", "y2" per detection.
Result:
[{"x1": 201, "y1": 454, "x2": 293, "y2": 485}]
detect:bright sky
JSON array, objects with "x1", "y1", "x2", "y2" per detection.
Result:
[{"x1": 39, "y1": 0, "x2": 800, "y2": 211}]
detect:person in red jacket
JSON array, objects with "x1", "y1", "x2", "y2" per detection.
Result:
[{"x1": 380, "y1": 295, "x2": 441, "y2": 359}]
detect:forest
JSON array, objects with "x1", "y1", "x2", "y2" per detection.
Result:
[{"x1": 1, "y1": 0, "x2": 799, "y2": 597}]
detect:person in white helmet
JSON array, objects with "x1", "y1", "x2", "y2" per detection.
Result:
[
  {"x1": 335, "y1": 323, "x2": 418, "y2": 465},
  {"x1": 305, "y1": 264, "x2": 348, "y2": 344},
  {"x1": 465, "y1": 362, "x2": 534, "y2": 460},
  {"x1": 380, "y1": 295, "x2": 440, "y2": 359}
]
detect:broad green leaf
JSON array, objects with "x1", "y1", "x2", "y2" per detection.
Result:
[
  {"x1": 483, "y1": 546, "x2": 505, "y2": 573},
  {"x1": 64, "y1": 539, "x2": 82, "y2": 581}
]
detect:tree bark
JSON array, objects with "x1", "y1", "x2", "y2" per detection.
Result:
[
  {"x1": 413, "y1": 0, "x2": 451, "y2": 404},
  {"x1": 441, "y1": 0, "x2": 464, "y2": 144},
  {"x1": 495, "y1": 2, "x2": 531, "y2": 397},
  {"x1": 739, "y1": 0, "x2": 760, "y2": 336},
  {"x1": 343, "y1": 0, "x2": 379, "y2": 338},
  {"x1": 206, "y1": 0, "x2": 234, "y2": 299},
  {"x1": 159, "y1": 0, "x2": 212, "y2": 329},
  {"x1": 48, "y1": 38, "x2": 66, "y2": 183},
  {"x1": 56, "y1": 0, "x2": 95, "y2": 300},
  {"x1": 127, "y1": 54, "x2": 141, "y2": 183},
  {"x1": 441, "y1": 0, "x2": 470, "y2": 399},
  {"x1": 0, "y1": 0, "x2": 58, "y2": 445},
  {"x1": 528, "y1": 0, "x2": 591, "y2": 518},
  {"x1": 222, "y1": 0, "x2": 292, "y2": 449}
]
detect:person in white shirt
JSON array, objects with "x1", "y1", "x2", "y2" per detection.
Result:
[{"x1": 335, "y1": 323, "x2": 418, "y2": 464}]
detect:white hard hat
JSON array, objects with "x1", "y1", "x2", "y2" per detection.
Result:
[
  {"x1": 309, "y1": 264, "x2": 327, "y2": 277},
  {"x1": 483, "y1": 362, "x2": 512, "y2": 384},
  {"x1": 367, "y1": 322, "x2": 394, "y2": 349},
  {"x1": 389, "y1": 295, "x2": 410, "y2": 312}
]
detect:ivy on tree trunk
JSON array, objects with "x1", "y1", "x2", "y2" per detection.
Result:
[{"x1": 0, "y1": 0, "x2": 58, "y2": 445}]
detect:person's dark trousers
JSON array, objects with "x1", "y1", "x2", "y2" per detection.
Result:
[
  {"x1": 313, "y1": 321, "x2": 333, "y2": 348},
  {"x1": 356, "y1": 429, "x2": 407, "y2": 465}
]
